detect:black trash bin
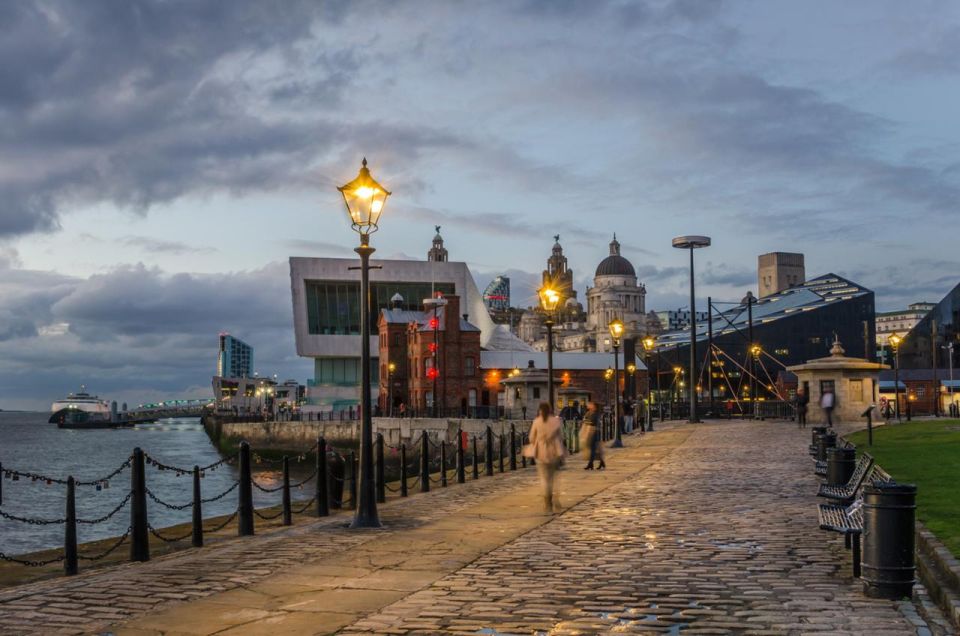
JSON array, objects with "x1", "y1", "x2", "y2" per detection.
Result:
[
  {"x1": 862, "y1": 481, "x2": 916, "y2": 599},
  {"x1": 327, "y1": 451, "x2": 345, "y2": 509},
  {"x1": 826, "y1": 447, "x2": 856, "y2": 486},
  {"x1": 816, "y1": 431, "x2": 837, "y2": 462}
]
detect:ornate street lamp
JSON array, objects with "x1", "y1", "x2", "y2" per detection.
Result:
[
  {"x1": 672, "y1": 235, "x2": 711, "y2": 423},
  {"x1": 642, "y1": 336, "x2": 657, "y2": 430},
  {"x1": 538, "y1": 286, "x2": 561, "y2": 411},
  {"x1": 608, "y1": 318, "x2": 625, "y2": 448},
  {"x1": 889, "y1": 333, "x2": 902, "y2": 423},
  {"x1": 387, "y1": 362, "x2": 396, "y2": 417},
  {"x1": 338, "y1": 157, "x2": 391, "y2": 529}
]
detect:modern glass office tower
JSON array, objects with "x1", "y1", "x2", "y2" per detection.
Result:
[
  {"x1": 217, "y1": 333, "x2": 254, "y2": 378},
  {"x1": 895, "y1": 281, "x2": 960, "y2": 370}
]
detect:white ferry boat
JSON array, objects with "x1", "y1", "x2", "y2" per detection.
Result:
[{"x1": 49, "y1": 387, "x2": 114, "y2": 427}]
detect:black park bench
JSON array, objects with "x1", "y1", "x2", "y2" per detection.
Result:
[
  {"x1": 817, "y1": 464, "x2": 893, "y2": 577},
  {"x1": 817, "y1": 452, "x2": 873, "y2": 505}
]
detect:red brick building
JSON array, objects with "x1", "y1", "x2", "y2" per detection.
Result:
[{"x1": 377, "y1": 294, "x2": 482, "y2": 416}]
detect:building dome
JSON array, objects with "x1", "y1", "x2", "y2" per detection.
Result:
[{"x1": 595, "y1": 234, "x2": 635, "y2": 277}]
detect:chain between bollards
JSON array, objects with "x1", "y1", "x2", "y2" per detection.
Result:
[
  {"x1": 64, "y1": 476, "x2": 78, "y2": 576},
  {"x1": 316, "y1": 436, "x2": 329, "y2": 517},
  {"x1": 400, "y1": 443, "x2": 408, "y2": 497},
  {"x1": 281, "y1": 456, "x2": 292, "y2": 526},
  {"x1": 376, "y1": 433, "x2": 386, "y2": 504},
  {"x1": 130, "y1": 447, "x2": 150, "y2": 561},
  {"x1": 237, "y1": 441, "x2": 254, "y2": 536}
]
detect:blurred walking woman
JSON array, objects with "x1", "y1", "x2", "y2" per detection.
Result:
[
  {"x1": 525, "y1": 402, "x2": 566, "y2": 513},
  {"x1": 580, "y1": 401, "x2": 605, "y2": 470}
]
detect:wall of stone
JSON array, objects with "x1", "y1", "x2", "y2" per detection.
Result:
[{"x1": 213, "y1": 417, "x2": 532, "y2": 452}]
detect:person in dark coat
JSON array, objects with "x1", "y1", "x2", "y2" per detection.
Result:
[{"x1": 795, "y1": 387, "x2": 809, "y2": 428}]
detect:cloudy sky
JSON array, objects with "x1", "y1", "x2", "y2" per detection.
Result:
[{"x1": 2, "y1": 0, "x2": 959, "y2": 410}]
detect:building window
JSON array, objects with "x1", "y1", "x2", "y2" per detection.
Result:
[
  {"x1": 850, "y1": 379, "x2": 863, "y2": 402},
  {"x1": 424, "y1": 358, "x2": 433, "y2": 374},
  {"x1": 305, "y1": 280, "x2": 455, "y2": 336},
  {"x1": 465, "y1": 357, "x2": 475, "y2": 376},
  {"x1": 916, "y1": 386, "x2": 925, "y2": 398},
  {"x1": 468, "y1": 389, "x2": 477, "y2": 407},
  {"x1": 394, "y1": 333, "x2": 401, "y2": 346},
  {"x1": 533, "y1": 387, "x2": 541, "y2": 399}
]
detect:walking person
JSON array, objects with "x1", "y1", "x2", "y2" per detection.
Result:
[
  {"x1": 795, "y1": 387, "x2": 808, "y2": 429},
  {"x1": 623, "y1": 399, "x2": 634, "y2": 434},
  {"x1": 524, "y1": 402, "x2": 566, "y2": 513},
  {"x1": 580, "y1": 401, "x2": 606, "y2": 470},
  {"x1": 820, "y1": 388, "x2": 836, "y2": 427}
]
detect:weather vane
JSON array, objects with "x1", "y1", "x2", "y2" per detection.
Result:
[
  {"x1": 554, "y1": 234, "x2": 560, "y2": 243},
  {"x1": 435, "y1": 225, "x2": 441, "y2": 234}
]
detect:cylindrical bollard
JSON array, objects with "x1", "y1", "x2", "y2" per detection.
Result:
[
  {"x1": 862, "y1": 482, "x2": 917, "y2": 599},
  {"x1": 348, "y1": 451, "x2": 357, "y2": 509},
  {"x1": 456, "y1": 430, "x2": 465, "y2": 484},
  {"x1": 498, "y1": 432, "x2": 505, "y2": 473},
  {"x1": 826, "y1": 447, "x2": 856, "y2": 486},
  {"x1": 192, "y1": 465, "x2": 203, "y2": 547},
  {"x1": 817, "y1": 431, "x2": 837, "y2": 462},
  {"x1": 485, "y1": 427, "x2": 494, "y2": 476},
  {"x1": 282, "y1": 456, "x2": 292, "y2": 526},
  {"x1": 472, "y1": 436, "x2": 479, "y2": 479},
  {"x1": 316, "y1": 437, "x2": 329, "y2": 517},
  {"x1": 237, "y1": 441, "x2": 254, "y2": 536},
  {"x1": 510, "y1": 424, "x2": 517, "y2": 471},
  {"x1": 376, "y1": 433, "x2": 386, "y2": 504},
  {"x1": 130, "y1": 447, "x2": 150, "y2": 561},
  {"x1": 440, "y1": 441, "x2": 448, "y2": 487},
  {"x1": 64, "y1": 476, "x2": 78, "y2": 576},
  {"x1": 400, "y1": 443, "x2": 408, "y2": 497},
  {"x1": 328, "y1": 450, "x2": 344, "y2": 508},
  {"x1": 420, "y1": 431, "x2": 430, "y2": 493}
]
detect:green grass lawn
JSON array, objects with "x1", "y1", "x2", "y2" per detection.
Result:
[{"x1": 847, "y1": 420, "x2": 960, "y2": 557}]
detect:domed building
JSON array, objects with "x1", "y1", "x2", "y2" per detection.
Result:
[{"x1": 587, "y1": 235, "x2": 647, "y2": 352}]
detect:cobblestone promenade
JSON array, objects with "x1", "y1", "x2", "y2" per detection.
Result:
[{"x1": 0, "y1": 420, "x2": 950, "y2": 635}]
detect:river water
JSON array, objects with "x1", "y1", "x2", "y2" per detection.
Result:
[{"x1": 0, "y1": 411, "x2": 315, "y2": 556}]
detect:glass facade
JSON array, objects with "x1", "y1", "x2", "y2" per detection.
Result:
[
  {"x1": 305, "y1": 280, "x2": 456, "y2": 335},
  {"x1": 897, "y1": 282, "x2": 960, "y2": 369},
  {"x1": 218, "y1": 334, "x2": 254, "y2": 378}
]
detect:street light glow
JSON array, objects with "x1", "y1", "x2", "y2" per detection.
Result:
[
  {"x1": 538, "y1": 286, "x2": 561, "y2": 312},
  {"x1": 338, "y1": 158, "x2": 391, "y2": 235}
]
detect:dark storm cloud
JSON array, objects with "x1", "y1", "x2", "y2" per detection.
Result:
[
  {"x1": 0, "y1": 1, "x2": 360, "y2": 238},
  {"x1": 119, "y1": 236, "x2": 216, "y2": 255}
]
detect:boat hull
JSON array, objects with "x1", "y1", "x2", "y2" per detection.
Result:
[{"x1": 50, "y1": 408, "x2": 135, "y2": 429}]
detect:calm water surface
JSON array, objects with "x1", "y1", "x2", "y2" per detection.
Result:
[{"x1": 0, "y1": 411, "x2": 314, "y2": 555}]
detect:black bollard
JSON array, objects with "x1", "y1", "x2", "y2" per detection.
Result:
[
  {"x1": 0, "y1": 461, "x2": 3, "y2": 506},
  {"x1": 190, "y1": 465, "x2": 204, "y2": 547},
  {"x1": 906, "y1": 400, "x2": 912, "y2": 421},
  {"x1": 862, "y1": 482, "x2": 917, "y2": 597},
  {"x1": 816, "y1": 431, "x2": 837, "y2": 462},
  {"x1": 472, "y1": 436, "x2": 479, "y2": 479},
  {"x1": 440, "y1": 441, "x2": 448, "y2": 487},
  {"x1": 826, "y1": 447, "x2": 856, "y2": 486},
  {"x1": 420, "y1": 431, "x2": 430, "y2": 493},
  {"x1": 456, "y1": 432, "x2": 465, "y2": 484},
  {"x1": 238, "y1": 441, "x2": 254, "y2": 536},
  {"x1": 282, "y1": 456, "x2": 292, "y2": 526},
  {"x1": 510, "y1": 424, "x2": 517, "y2": 471},
  {"x1": 376, "y1": 433, "x2": 386, "y2": 504},
  {"x1": 130, "y1": 447, "x2": 150, "y2": 561},
  {"x1": 485, "y1": 427, "x2": 494, "y2": 476},
  {"x1": 348, "y1": 451, "x2": 357, "y2": 510},
  {"x1": 400, "y1": 443, "x2": 408, "y2": 497},
  {"x1": 498, "y1": 432, "x2": 505, "y2": 473},
  {"x1": 64, "y1": 476, "x2": 78, "y2": 576},
  {"x1": 316, "y1": 437, "x2": 329, "y2": 517},
  {"x1": 521, "y1": 432, "x2": 528, "y2": 468}
]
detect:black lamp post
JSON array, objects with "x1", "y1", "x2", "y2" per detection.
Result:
[
  {"x1": 338, "y1": 157, "x2": 390, "y2": 529},
  {"x1": 609, "y1": 318, "x2": 624, "y2": 448},
  {"x1": 539, "y1": 286, "x2": 561, "y2": 411},
  {"x1": 672, "y1": 235, "x2": 711, "y2": 423},
  {"x1": 890, "y1": 333, "x2": 902, "y2": 423},
  {"x1": 642, "y1": 336, "x2": 656, "y2": 431}
]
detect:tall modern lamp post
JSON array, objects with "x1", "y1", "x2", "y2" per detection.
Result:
[
  {"x1": 338, "y1": 157, "x2": 390, "y2": 529},
  {"x1": 889, "y1": 333, "x2": 902, "y2": 423},
  {"x1": 539, "y1": 286, "x2": 561, "y2": 411},
  {"x1": 608, "y1": 318, "x2": 625, "y2": 448},
  {"x1": 672, "y1": 235, "x2": 711, "y2": 423}
]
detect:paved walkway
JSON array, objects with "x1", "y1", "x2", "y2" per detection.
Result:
[{"x1": 0, "y1": 420, "x2": 949, "y2": 635}]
